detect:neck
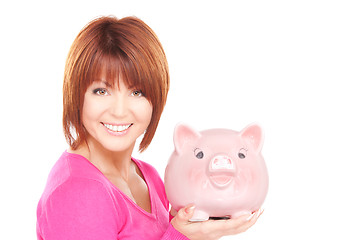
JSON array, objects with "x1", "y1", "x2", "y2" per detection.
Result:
[{"x1": 71, "y1": 136, "x2": 136, "y2": 182}]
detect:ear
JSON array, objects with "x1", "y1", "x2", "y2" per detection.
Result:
[
  {"x1": 173, "y1": 123, "x2": 201, "y2": 154},
  {"x1": 239, "y1": 123, "x2": 264, "y2": 152}
]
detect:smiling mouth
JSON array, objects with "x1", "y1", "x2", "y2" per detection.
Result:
[
  {"x1": 210, "y1": 175, "x2": 233, "y2": 187},
  {"x1": 101, "y1": 123, "x2": 133, "y2": 132}
]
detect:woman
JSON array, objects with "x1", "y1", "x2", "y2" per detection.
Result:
[{"x1": 36, "y1": 16, "x2": 262, "y2": 240}]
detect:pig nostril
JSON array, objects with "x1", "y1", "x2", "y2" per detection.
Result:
[
  {"x1": 212, "y1": 156, "x2": 233, "y2": 169},
  {"x1": 214, "y1": 157, "x2": 230, "y2": 164}
]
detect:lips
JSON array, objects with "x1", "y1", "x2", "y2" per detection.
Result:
[{"x1": 101, "y1": 123, "x2": 133, "y2": 132}]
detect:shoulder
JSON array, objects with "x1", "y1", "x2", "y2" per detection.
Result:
[
  {"x1": 39, "y1": 151, "x2": 117, "y2": 211},
  {"x1": 38, "y1": 151, "x2": 119, "y2": 219},
  {"x1": 37, "y1": 152, "x2": 120, "y2": 239},
  {"x1": 41, "y1": 151, "x2": 109, "y2": 199},
  {"x1": 37, "y1": 179, "x2": 120, "y2": 239}
]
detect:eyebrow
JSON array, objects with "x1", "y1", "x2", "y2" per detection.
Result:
[{"x1": 93, "y1": 80, "x2": 112, "y2": 87}]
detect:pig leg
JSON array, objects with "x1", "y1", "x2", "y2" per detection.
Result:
[{"x1": 189, "y1": 209, "x2": 209, "y2": 222}]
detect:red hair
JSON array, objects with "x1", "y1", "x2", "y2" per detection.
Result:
[{"x1": 63, "y1": 16, "x2": 169, "y2": 152}]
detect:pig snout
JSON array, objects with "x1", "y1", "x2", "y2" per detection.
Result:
[
  {"x1": 210, "y1": 155, "x2": 234, "y2": 170},
  {"x1": 209, "y1": 155, "x2": 235, "y2": 187}
]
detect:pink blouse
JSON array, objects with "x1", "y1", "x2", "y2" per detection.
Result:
[{"x1": 36, "y1": 151, "x2": 188, "y2": 239}]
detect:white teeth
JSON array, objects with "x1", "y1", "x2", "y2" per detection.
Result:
[{"x1": 103, "y1": 123, "x2": 132, "y2": 132}]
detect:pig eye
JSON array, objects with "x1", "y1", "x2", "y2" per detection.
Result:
[
  {"x1": 238, "y1": 148, "x2": 247, "y2": 159},
  {"x1": 194, "y1": 148, "x2": 204, "y2": 159}
]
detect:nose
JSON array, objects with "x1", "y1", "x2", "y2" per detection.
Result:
[
  {"x1": 110, "y1": 93, "x2": 128, "y2": 117},
  {"x1": 211, "y1": 155, "x2": 234, "y2": 170}
]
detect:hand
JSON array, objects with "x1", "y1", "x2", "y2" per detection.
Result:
[{"x1": 170, "y1": 205, "x2": 263, "y2": 240}]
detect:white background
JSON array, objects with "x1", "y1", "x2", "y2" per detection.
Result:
[{"x1": 1, "y1": 0, "x2": 362, "y2": 239}]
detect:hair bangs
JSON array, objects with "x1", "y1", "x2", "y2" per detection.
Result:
[{"x1": 86, "y1": 47, "x2": 152, "y2": 102}]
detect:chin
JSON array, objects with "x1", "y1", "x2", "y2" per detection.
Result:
[
  {"x1": 97, "y1": 137, "x2": 135, "y2": 153},
  {"x1": 100, "y1": 142, "x2": 133, "y2": 153}
]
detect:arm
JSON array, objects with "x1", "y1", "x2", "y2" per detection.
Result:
[
  {"x1": 161, "y1": 224, "x2": 191, "y2": 240},
  {"x1": 38, "y1": 178, "x2": 119, "y2": 240}
]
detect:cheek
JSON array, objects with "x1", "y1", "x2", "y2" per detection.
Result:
[
  {"x1": 82, "y1": 96, "x2": 104, "y2": 128},
  {"x1": 82, "y1": 99, "x2": 92, "y2": 127},
  {"x1": 144, "y1": 103, "x2": 153, "y2": 122},
  {"x1": 135, "y1": 99, "x2": 153, "y2": 124}
]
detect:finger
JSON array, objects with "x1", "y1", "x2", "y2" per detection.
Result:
[
  {"x1": 170, "y1": 208, "x2": 178, "y2": 217},
  {"x1": 251, "y1": 208, "x2": 264, "y2": 217},
  {"x1": 237, "y1": 209, "x2": 264, "y2": 232},
  {"x1": 219, "y1": 210, "x2": 262, "y2": 236}
]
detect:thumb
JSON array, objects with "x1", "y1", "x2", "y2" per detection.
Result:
[
  {"x1": 175, "y1": 204, "x2": 195, "y2": 223},
  {"x1": 170, "y1": 205, "x2": 196, "y2": 238}
]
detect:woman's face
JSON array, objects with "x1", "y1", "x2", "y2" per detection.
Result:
[{"x1": 82, "y1": 78, "x2": 152, "y2": 153}]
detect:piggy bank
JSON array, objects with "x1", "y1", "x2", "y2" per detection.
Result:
[{"x1": 164, "y1": 123, "x2": 268, "y2": 221}]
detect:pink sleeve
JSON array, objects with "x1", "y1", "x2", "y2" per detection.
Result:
[
  {"x1": 38, "y1": 178, "x2": 119, "y2": 240},
  {"x1": 161, "y1": 224, "x2": 190, "y2": 240}
]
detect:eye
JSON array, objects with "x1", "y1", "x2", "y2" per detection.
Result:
[
  {"x1": 93, "y1": 88, "x2": 109, "y2": 96},
  {"x1": 194, "y1": 148, "x2": 204, "y2": 159},
  {"x1": 238, "y1": 148, "x2": 247, "y2": 159},
  {"x1": 131, "y1": 90, "x2": 144, "y2": 97}
]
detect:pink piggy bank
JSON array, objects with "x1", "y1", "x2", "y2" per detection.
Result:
[{"x1": 164, "y1": 123, "x2": 268, "y2": 221}]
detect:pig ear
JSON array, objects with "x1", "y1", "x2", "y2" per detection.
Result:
[
  {"x1": 174, "y1": 123, "x2": 201, "y2": 154},
  {"x1": 239, "y1": 123, "x2": 264, "y2": 152}
]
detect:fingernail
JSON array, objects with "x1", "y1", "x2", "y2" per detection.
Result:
[{"x1": 185, "y1": 205, "x2": 195, "y2": 214}]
